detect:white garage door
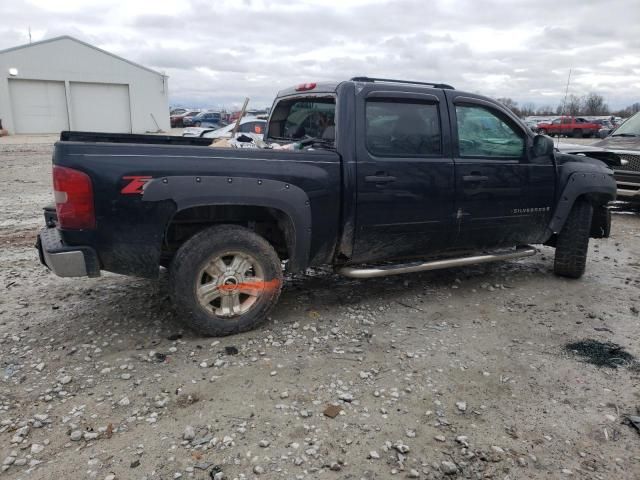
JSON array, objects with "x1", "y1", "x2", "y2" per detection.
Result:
[
  {"x1": 70, "y1": 82, "x2": 131, "y2": 133},
  {"x1": 9, "y1": 79, "x2": 69, "y2": 134}
]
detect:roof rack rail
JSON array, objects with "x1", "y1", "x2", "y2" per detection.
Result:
[{"x1": 350, "y1": 76, "x2": 454, "y2": 90}]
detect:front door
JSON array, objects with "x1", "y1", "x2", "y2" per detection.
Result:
[
  {"x1": 447, "y1": 94, "x2": 556, "y2": 249},
  {"x1": 351, "y1": 89, "x2": 456, "y2": 263}
]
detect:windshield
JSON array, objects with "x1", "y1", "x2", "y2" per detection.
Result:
[
  {"x1": 612, "y1": 112, "x2": 640, "y2": 136},
  {"x1": 267, "y1": 96, "x2": 336, "y2": 142}
]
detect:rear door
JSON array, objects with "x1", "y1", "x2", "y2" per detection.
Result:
[
  {"x1": 351, "y1": 87, "x2": 456, "y2": 263},
  {"x1": 447, "y1": 93, "x2": 556, "y2": 248}
]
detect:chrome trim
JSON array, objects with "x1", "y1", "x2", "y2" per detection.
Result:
[{"x1": 338, "y1": 246, "x2": 537, "y2": 279}]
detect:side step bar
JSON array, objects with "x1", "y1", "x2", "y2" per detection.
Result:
[{"x1": 337, "y1": 245, "x2": 537, "y2": 279}]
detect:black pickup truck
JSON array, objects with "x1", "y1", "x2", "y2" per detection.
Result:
[{"x1": 37, "y1": 77, "x2": 616, "y2": 336}]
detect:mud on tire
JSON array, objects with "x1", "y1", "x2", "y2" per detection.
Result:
[
  {"x1": 553, "y1": 198, "x2": 593, "y2": 279},
  {"x1": 169, "y1": 225, "x2": 283, "y2": 336}
]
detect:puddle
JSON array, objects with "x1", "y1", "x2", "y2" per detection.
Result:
[{"x1": 565, "y1": 339, "x2": 638, "y2": 369}]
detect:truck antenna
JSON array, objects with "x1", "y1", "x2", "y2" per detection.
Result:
[{"x1": 557, "y1": 68, "x2": 572, "y2": 148}]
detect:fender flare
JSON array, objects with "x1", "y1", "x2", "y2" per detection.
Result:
[
  {"x1": 142, "y1": 176, "x2": 312, "y2": 271},
  {"x1": 548, "y1": 171, "x2": 616, "y2": 235}
]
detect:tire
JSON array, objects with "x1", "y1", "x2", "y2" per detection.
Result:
[
  {"x1": 194, "y1": 122, "x2": 201, "y2": 127},
  {"x1": 572, "y1": 128, "x2": 582, "y2": 138},
  {"x1": 169, "y1": 225, "x2": 283, "y2": 336},
  {"x1": 553, "y1": 198, "x2": 593, "y2": 279}
]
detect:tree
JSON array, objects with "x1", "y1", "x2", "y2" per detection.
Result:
[
  {"x1": 520, "y1": 102, "x2": 535, "y2": 117},
  {"x1": 536, "y1": 105, "x2": 555, "y2": 116},
  {"x1": 497, "y1": 97, "x2": 521, "y2": 117},
  {"x1": 557, "y1": 94, "x2": 583, "y2": 116},
  {"x1": 583, "y1": 92, "x2": 609, "y2": 116}
]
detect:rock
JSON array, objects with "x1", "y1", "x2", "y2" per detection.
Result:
[
  {"x1": 253, "y1": 465, "x2": 264, "y2": 474},
  {"x1": 70, "y1": 430, "x2": 83, "y2": 441},
  {"x1": 408, "y1": 469, "x2": 420, "y2": 478},
  {"x1": 84, "y1": 432, "x2": 99, "y2": 440},
  {"x1": 118, "y1": 396, "x2": 130, "y2": 406},
  {"x1": 441, "y1": 461, "x2": 458, "y2": 475},
  {"x1": 130, "y1": 459, "x2": 141, "y2": 468},
  {"x1": 394, "y1": 443, "x2": 410, "y2": 454},
  {"x1": 405, "y1": 429, "x2": 416, "y2": 438},
  {"x1": 2, "y1": 456, "x2": 16, "y2": 466},
  {"x1": 562, "y1": 469, "x2": 573, "y2": 475},
  {"x1": 456, "y1": 401, "x2": 467, "y2": 412},
  {"x1": 491, "y1": 445, "x2": 505, "y2": 454},
  {"x1": 105, "y1": 475, "x2": 116, "y2": 480},
  {"x1": 183, "y1": 425, "x2": 195, "y2": 441},
  {"x1": 31, "y1": 443, "x2": 44, "y2": 454},
  {"x1": 280, "y1": 391, "x2": 289, "y2": 399},
  {"x1": 338, "y1": 392, "x2": 354, "y2": 402},
  {"x1": 59, "y1": 375, "x2": 72, "y2": 385},
  {"x1": 323, "y1": 404, "x2": 342, "y2": 418},
  {"x1": 329, "y1": 462, "x2": 341, "y2": 471},
  {"x1": 434, "y1": 435, "x2": 446, "y2": 442},
  {"x1": 259, "y1": 440, "x2": 270, "y2": 448},
  {"x1": 121, "y1": 373, "x2": 131, "y2": 380},
  {"x1": 368, "y1": 451, "x2": 380, "y2": 459}
]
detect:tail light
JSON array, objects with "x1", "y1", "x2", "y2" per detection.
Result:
[{"x1": 52, "y1": 165, "x2": 96, "y2": 229}]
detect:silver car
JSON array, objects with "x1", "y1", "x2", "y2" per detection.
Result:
[{"x1": 593, "y1": 112, "x2": 640, "y2": 201}]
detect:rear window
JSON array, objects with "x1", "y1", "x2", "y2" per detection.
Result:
[
  {"x1": 365, "y1": 100, "x2": 442, "y2": 156},
  {"x1": 267, "y1": 96, "x2": 335, "y2": 142}
]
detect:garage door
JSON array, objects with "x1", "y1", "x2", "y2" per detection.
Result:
[
  {"x1": 8, "y1": 79, "x2": 69, "y2": 134},
  {"x1": 69, "y1": 82, "x2": 131, "y2": 133}
]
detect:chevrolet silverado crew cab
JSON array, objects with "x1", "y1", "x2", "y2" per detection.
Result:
[{"x1": 37, "y1": 77, "x2": 616, "y2": 336}]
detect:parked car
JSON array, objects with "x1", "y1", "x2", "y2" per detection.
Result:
[
  {"x1": 36, "y1": 77, "x2": 615, "y2": 336},
  {"x1": 524, "y1": 120, "x2": 538, "y2": 132},
  {"x1": 184, "y1": 111, "x2": 223, "y2": 128},
  {"x1": 183, "y1": 117, "x2": 267, "y2": 138},
  {"x1": 170, "y1": 108, "x2": 188, "y2": 116},
  {"x1": 170, "y1": 110, "x2": 200, "y2": 128},
  {"x1": 537, "y1": 116, "x2": 601, "y2": 137},
  {"x1": 593, "y1": 111, "x2": 640, "y2": 202}
]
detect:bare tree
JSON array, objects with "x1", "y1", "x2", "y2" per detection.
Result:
[
  {"x1": 536, "y1": 105, "x2": 555, "y2": 116},
  {"x1": 583, "y1": 92, "x2": 609, "y2": 116},
  {"x1": 520, "y1": 102, "x2": 535, "y2": 117},
  {"x1": 557, "y1": 94, "x2": 583, "y2": 116},
  {"x1": 496, "y1": 97, "x2": 521, "y2": 117}
]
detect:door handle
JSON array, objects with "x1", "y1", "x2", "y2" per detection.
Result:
[
  {"x1": 462, "y1": 175, "x2": 489, "y2": 182},
  {"x1": 365, "y1": 175, "x2": 397, "y2": 184}
]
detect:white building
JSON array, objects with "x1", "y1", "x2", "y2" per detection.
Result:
[{"x1": 0, "y1": 36, "x2": 169, "y2": 134}]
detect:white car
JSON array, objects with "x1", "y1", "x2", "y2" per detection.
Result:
[{"x1": 183, "y1": 117, "x2": 267, "y2": 139}]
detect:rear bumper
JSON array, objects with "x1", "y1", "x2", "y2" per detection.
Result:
[{"x1": 36, "y1": 227, "x2": 100, "y2": 277}]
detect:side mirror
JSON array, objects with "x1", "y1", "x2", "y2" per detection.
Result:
[{"x1": 532, "y1": 134, "x2": 554, "y2": 157}]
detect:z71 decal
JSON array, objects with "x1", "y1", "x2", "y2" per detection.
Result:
[{"x1": 121, "y1": 176, "x2": 152, "y2": 195}]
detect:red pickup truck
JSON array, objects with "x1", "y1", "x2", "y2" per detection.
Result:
[{"x1": 537, "y1": 116, "x2": 600, "y2": 138}]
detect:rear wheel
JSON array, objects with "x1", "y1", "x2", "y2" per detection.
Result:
[
  {"x1": 553, "y1": 198, "x2": 593, "y2": 278},
  {"x1": 170, "y1": 225, "x2": 283, "y2": 336},
  {"x1": 572, "y1": 128, "x2": 582, "y2": 138}
]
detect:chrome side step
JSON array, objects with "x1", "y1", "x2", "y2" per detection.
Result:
[{"x1": 337, "y1": 245, "x2": 537, "y2": 279}]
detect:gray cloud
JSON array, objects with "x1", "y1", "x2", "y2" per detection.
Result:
[{"x1": 1, "y1": 0, "x2": 638, "y2": 110}]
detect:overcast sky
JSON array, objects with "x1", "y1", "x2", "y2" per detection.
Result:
[{"x1": 1, "y1": 0, "x2": 638, "y2": 110}]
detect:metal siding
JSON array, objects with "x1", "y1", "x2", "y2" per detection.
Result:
[
  {"x1": 70, "y1": 82, "x2": 132, "y2": 133},
  {"x1": 8, "y1": 79, "x2": 69, "y2": 133}
]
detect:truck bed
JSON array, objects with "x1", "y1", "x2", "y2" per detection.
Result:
[{"x1": 60, "y1": 131, "x2": 213, "y2": 146}]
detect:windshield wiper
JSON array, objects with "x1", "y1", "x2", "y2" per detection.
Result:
[{"x1": 611, "y1": 133, "x2": 639, "y2": 137}]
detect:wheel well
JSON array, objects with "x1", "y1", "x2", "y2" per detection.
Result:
[{"x1": 161, "y1": 205, "x2": 295, "y2": 264}]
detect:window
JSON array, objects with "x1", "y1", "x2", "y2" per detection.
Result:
[
  {"x1": 365, "y1": 100, "x2": 441, "y2": 156},
  {"x1": 455, "y1": 105, "x2": 525, "y2": 158},
  {"x1": 268, "y1": 97, "x2": 335, "y2": 141},
  {"x1": 552, "y1": 119, "x2": 561, "y2": 125},
  {"x1": 239, "y1": 121, "x2": 265, "y2": 134}
]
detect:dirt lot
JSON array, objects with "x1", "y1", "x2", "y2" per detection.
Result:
[{"x1": 1, "y1": 137, "x2": 639, "y2": 480}]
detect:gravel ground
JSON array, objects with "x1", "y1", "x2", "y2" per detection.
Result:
[{"x1": 1, "y1": 138, "x2": 639, "y2": 480}]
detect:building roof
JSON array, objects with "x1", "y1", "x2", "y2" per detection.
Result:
[{"x1": 0, "y1": 35, "x2": 166, "y2": 78}]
